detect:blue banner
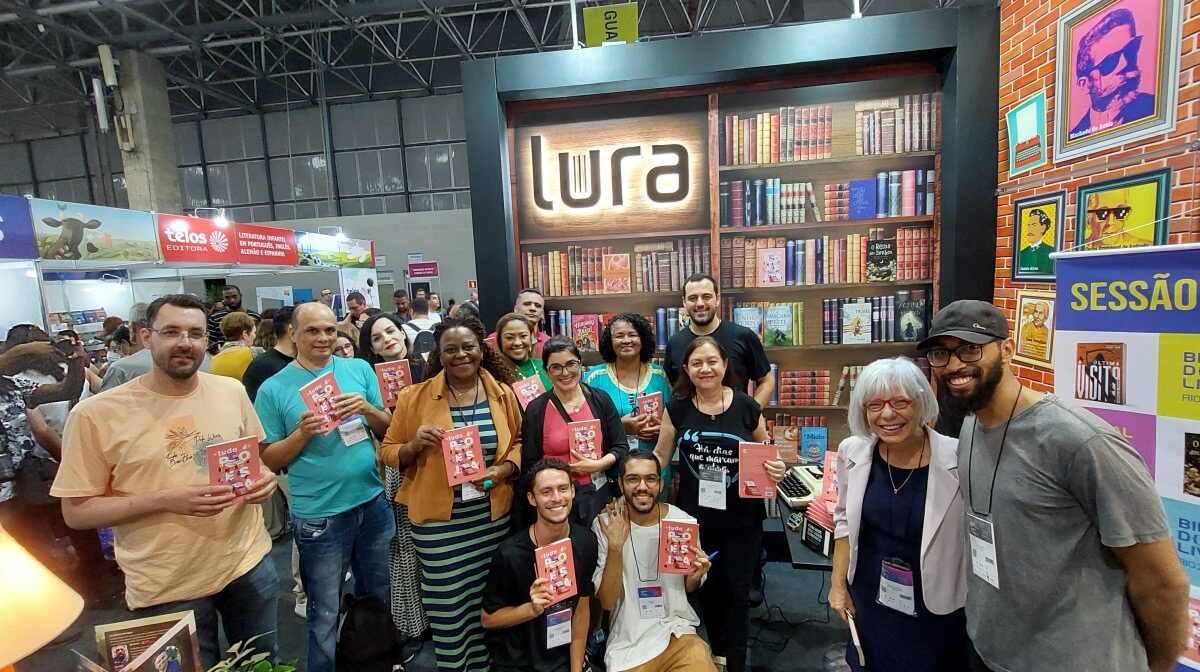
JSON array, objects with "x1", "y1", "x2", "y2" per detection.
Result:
[
  {"x1": 1056, "y1": 247, "x2": 1200, "y2": 334},
  {"x1": 0, "y1": 195, "x2": 38, "y2": 260}
]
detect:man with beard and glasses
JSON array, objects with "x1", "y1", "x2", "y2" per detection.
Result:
[
  {"x1": 482, "y1": 458, "x2": 598, "y2": 672},
  {"x1": 1070, "y1": 8, "x2": 1156, "y2": 141},
  {"x1": 920, "y1": 300, "x2": 1187, "y2": 672},
  {"x1": 592, "y1": 451, "x2": 715, "y2": 672},
  {"x1": 207, "y1": 285, "x2": 261, "y2": 353},
  {"x1": 663, "y1": 274, "x2": 774, "y2": 409},
  {"x1": 52, "y1": 294, "x2": 280, "y2": 669}
]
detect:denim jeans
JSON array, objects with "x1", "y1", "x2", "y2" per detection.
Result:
[
  {"x1": 133, "y1": 553, "x2": 279, "y2": 670},
  {"x1": 294, "y1": 493, "x2": 396, "y2": 672}
]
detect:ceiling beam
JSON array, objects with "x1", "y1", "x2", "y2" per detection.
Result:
[{"x1": 509, "y1": 0, "x2": 543, "y2": 52}]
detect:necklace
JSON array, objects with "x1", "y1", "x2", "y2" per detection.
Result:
[
  {"x1": 531, "y1": 523, "x2": 569, "y2": 549},
  {"x1": 629, "y1": 502, "x2": 663, "y2": 583},
  {"x1": 885, "y1": 433, "x2": 927, "y2": 495},
  {"x1": 695, "y1": 389, "x2": 728, "y2": 420},
  {"x1": 558, "y1": 389, "x2": 585, "y2": 412}
]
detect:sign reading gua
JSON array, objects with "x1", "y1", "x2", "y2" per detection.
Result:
[{"x1": 513, "y1": 107, "x2": 709, "y2": 239}]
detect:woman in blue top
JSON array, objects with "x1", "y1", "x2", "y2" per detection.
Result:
[{"x1": 584, "y1": 313, "x2": 673, "y2": 485}]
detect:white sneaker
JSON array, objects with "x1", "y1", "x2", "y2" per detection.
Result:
[{"x1": 294, "y1": 596, "x2": 308, "y2": 618}]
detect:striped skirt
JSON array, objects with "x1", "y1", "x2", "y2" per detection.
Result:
[
  {"x1": 411, "y1": 496, "x2": 510, "y2": 671},
  {"x1": 385, "y1": 466, "x2": 429, "y2": 638}
]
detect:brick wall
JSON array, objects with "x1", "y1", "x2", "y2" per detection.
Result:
[{"x1": 997, "y1": 0, "x2": 1200, "y2": 391}]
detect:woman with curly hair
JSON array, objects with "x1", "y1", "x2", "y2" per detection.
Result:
[
  {"x1": 493, "y1": 312, "x2": 550, "y2": 390},
  {"x1": 380, "y1": 316, "x2": 522, "y2": 671}
]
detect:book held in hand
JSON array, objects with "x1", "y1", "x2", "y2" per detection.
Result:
[
  {"x1": 441, "y1": 425, "x2": 485, "y2": 486},
  {"x1": 568, "y1": 419, "x2": 602, "y2": 461},
  {"x1": 298, "y1": 372, "x2": 343, "y2": 434},
  {"x1": 535, "y1": 537, "x2": 578, "y2": 605},
  {"x1": 205, "y1": 436, "x2": 261, "y2": 501},
  {"x1": 659, "y1": 519, "x2": 700, "y2": 575},
  {"x1": 637, "y1": 391, "x2": 663, "y2": 422},
  {"x1": 511, "y1": 376, "x2": 546, "y2": 410},
  {"x1": 738, "y1": 442, "x2": 779, "y2": 499},
  {"x1": 374, "y1": 359, "x2": 412, "y2": 408}
]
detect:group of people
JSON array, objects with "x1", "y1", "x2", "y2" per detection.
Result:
[{"x1": 1, "y1": 271, "x2": 1187, "y2": 672}]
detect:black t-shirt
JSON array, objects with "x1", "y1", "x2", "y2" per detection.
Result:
[
  {"x1": 242, "y1": 348, "x2": 294, "y2": 402},
  {"x1": 664, "y1": 320, "x2": 772, "y2": 392},
  {"x1": 482, "y1": 524, "x2": 599, "y2": 672},
  {"x1": 667, "y1": 391, "x2": 765, "y2": 529}
]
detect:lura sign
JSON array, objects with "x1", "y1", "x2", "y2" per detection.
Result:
[{"x1": 529, "y1": 135, "x2": 688, "y2": 210}]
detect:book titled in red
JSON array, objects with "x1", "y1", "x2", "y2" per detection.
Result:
[
  {"x1": 298, "y1": 372, "x2": 343, "y2": 434},
  {"x1": 441, "y1": 425, "x2": 485, "y2": 486},
  {"x1": 772, "y1": 425, "x2": 800, "y2": 464},
  {"x1": 568, "y1": 419, "x2": 602, "y2": 461},
  {"x1": 659, "y1": 519, "x2": 700, "y2": 575},
  {"x1": 535, "y1": 537, "x2": 578, "y2": 605},
  {"x1": 637, "y1": 392, "x2": 663, "y2": 423},
  {"x1": 374, "y1": 359, "x2": 411, "y2": 408},
  {"x1": 511, "y1": 376, "x2": 546, "y2": 410},
  {"x1": 206, "y1": 436, "x2": 261, "y2": 501},
  {"x1": 738, "y1": 442, "x2": 779, "y2": 499}
]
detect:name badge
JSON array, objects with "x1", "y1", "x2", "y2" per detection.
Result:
[
  {"x1": 637, "y1": 584, "x2": 667, "y2": 619},
  {"x1": 592, "y1": 472, "x2": 608, "y2": 488},
  {"x1": 460, "y1": 481, "x2": 488, "y2": 502},
  {"x1": 698, "y1": 467, "x2": 727, "y2": 510},
  {"x1": 337, "y1": 417, "x2": 369, "y2": 446},
  {"x1": 876, "y1": 558, "x2": 917, "y2": 616},
  {"x1": 967, "y1": 512, "x2": 1000, "y2": 589},
  {"x1": 545, "y1": 605, "x2": 572, "y2": 649}
]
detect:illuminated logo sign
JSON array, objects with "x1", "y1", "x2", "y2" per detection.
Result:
[
  {"x1": 529, "y1": 135, "x2": 688, "y2": 211},
  {"x1": 156, "y1": 214, "x2": 239, "y2": 263}
]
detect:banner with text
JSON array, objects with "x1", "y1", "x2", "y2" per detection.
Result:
[
  {"x1": 156, "y1": 214, "x2": 239, "y2": 263},
  {"x1": 0, "y1": 194, "x2": 38, "y2": 260},
  {"x1": 1054, "y1": 244, "x2": 1200, "y2": 670},
  {"x1": 236, "y1": 224, "x2": 299, "y2": 265}
]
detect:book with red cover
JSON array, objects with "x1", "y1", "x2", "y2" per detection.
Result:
[
  {"x1": 637, "y1": 392, "x2": 663, "y2": 423},
  {"x1": 511, "y1": 376, "x2": 546, "y2": 410},
  {"x1": 572, "y1": 313, "x2": 601, "y2": 352},
  {"x1": 738, "y1": 442, "x2": 779, "y2": 499},
  {"x1": 441, "y1": 425, "x2": 485, "y2": 486},
  {"x1": 819, "y1": 450, "x2": 840, "y2": 510},
  {"x1": 602, "y1": 253, "x2": 631, "y2": 294},
  {"x1": 206, "y1": 436, "x2": 261, "y2": 502},
  {"x1": 298, "y1": 372, "x2": 343, "y2": 434},
  {"x1": 535, "y1": 537, "x2": 578, "y2": 605},
  {"x1": 659, "y1": 519, "x2": 700, "y2": 575},
  {"x1": 568, "y1": 419, "x2": 602, "y2": 461},
  {"x1": 374, "y1": 360, "x2": 411, "y2": 408}
]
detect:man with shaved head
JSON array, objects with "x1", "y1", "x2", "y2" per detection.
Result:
[{"x1": 253, "y1": 301, "x2": 395, "y2": 672}]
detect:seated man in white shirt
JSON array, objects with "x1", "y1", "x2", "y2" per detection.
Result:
[{"x1": 592, "y1": 450, "x2": 715, "y2": 672}]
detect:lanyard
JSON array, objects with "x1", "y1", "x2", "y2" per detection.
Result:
[
  {"x1": 628, "y1": 504, "x2": 662, "y2": 583},
  {"x1": 449, "y1": 376, "x2": 482, "y2": 427},
  {"x1": 966, "y1": 390, "x2": 1021, "y2": 516}
]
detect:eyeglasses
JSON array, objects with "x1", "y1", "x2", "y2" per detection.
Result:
[
  {"x1": 1087, "y1": 206, "x2": 1132, "y2": 221},
  {"x1": 334, "y1": 343, "x2": 355, "y2": 353},
  {"x1": 926, "y1": 342, "x2": 989, "y2": 367},
  {"x1": 622, "y1": 474, "x2": 662, "y2": 487},
  {"x1": 546, "y1": 359, "x2": 582, "y2": 375},
  {"x1": 863, "y1": 397, "x2": 913, "y2": 413},
  {"x1": 1092, "y1": 35, "x2": 1143, "y2": 77},
  {"x1": 149, "y1": 328, "x2": 207, "y2": 342}
]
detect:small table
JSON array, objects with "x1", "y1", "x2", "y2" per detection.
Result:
[{"x1": 770, "y1": 499, "x2": 834, "y2": 572}]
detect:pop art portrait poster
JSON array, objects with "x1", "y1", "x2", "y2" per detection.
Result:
[
  {"x1": 1074, "y1": 168, "x2": 1171, "y2": 252},
  {"x1": 1054, "y1": 0, "x2": 1183, "y2": 161},
  {"x1": 1012, "y1": 190, "x2": 1066, "y2": 282}
]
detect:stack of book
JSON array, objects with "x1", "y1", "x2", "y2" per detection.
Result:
[
  {"x1": 718, "y1": 179, "x2": 821, "y2": 227},
  {"x1": 847, "y1": 169, "x2": 936, "y2": 220},
  {"x1": 821, "y1": 288, "x2": 930, "y2": 345},
  {"x1": 719, "y1": 105, "x2": 833, "y2": 166},
  {"x1": 632, "y1": 237, "x2": 711, "y2": 294},
  {"x1": 802, "y1": 453, "x2": 839, "y2": 556},
  {"x1": 854, "y1": 93, "x2": 940, "y2": 155},
  {"x1": 823, "y1": 182, "x2": 849, "y2": 222},
  {"x1": 896, "y1": 226, "x2": 933, "y2": 280},
  {"x1": 777, "y1": 369, "x2": 832, "y2": 406},
  {"x1": 729, "y1": 301, "x2": 805, "y2": 347}
]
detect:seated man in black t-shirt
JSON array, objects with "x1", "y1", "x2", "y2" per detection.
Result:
[{"x1": 482, "y1": 458, "x2": 599, "y2": 672}]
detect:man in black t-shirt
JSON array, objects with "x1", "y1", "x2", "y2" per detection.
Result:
[
  {"x1": 483, "y1": 458, "x2": 598, "y2": 672},
  {"x1": 242, "y1": 306, "x2": 295, "y2": 403},
  {"x1": 664, "y1": 274, "x2": 774, "y2": 408}
]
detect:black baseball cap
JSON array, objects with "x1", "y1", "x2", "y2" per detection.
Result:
[{"x1": 917, "y1": 300, "x2": 1009, "y2": 351}]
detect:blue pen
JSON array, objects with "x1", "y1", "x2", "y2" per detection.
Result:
[{"x1": 707, "y1": 551, "x2": 720, "y2": 561}]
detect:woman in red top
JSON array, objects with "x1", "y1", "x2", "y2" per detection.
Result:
[{"x1": 516, "y1": 337, "x2": 627, "y2": 528}]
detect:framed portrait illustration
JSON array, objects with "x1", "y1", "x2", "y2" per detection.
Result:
[
  {"x1": 1006, "y1": 92, "x2": 1049, "y2": 177},
  {"x1": 1054, "y1": 0, "x2": 1183, "y2": 161},
  {"x1": 1014, "y1": 289, "x2": 1056, "y2": 370},
  {"x1": 1011, "y1": 191, "x2": 1066, "y2": 282},
  {"x1": 1074, "y1": 168, "x2": 1171, "y2": 251}
]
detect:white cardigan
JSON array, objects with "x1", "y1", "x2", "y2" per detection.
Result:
[{"x1": 832, "y1": 429, "x2": 967, "y2": 615}]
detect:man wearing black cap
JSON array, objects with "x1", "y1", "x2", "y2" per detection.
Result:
[{"x1": 920, "y1": 300, "x2": 1187, "y2": 672}]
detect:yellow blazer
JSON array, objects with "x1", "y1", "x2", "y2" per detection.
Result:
[{"x1": 381, "y1": 368, "x2": 523, "y2": 524}]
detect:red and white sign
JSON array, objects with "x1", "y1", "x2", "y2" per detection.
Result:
[
  {"x1": 409, "y1": 261, "x2": 439, "y2": 279},
  {"x1": 156, "y1": 214, "x2": 238, "y2": 263},
  {"x1": 467, "y1": 279, "x2": 478, "y2": 289},
  {"x1": 236, "y1": 224, "x2": 299, "y2": 265}
]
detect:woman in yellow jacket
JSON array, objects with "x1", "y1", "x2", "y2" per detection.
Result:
[{"x1": 381, "y1": 315, "x2": 522, "y2": 672}]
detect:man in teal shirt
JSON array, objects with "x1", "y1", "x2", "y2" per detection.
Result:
[{"x1": 254, "y1": 302, "x2": 394, "y2": 672}]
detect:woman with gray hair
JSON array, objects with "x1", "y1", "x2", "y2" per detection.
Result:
[{"x1": 828, "y1": 356, "x2": 968, "y2": 672}]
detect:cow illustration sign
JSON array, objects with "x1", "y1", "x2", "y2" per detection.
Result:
[{"x1": 30, "y1": 198, "x2": 161, "y2": 262}]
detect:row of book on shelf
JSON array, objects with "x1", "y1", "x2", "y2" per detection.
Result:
[
  {"x1": 720, "y1": 105, "x2": 832, "y2": 166},
  {"x1": 720, "y1": 226, "x2": 932, "y2": 289},
  {"x1": 537, "y1": 307, "x2": 692, "y2": 352},
  {"x1": 855, "y1": 94, "x2": 941, "y2": 156},
  {"x1": 822, "y1": 288, "x2": 931, "y2": 345},
  {"x1": 522, "y1": 238, "x2": 711, "y2": 297},
  {"x1": 717, "y1": 169, "x2": 934, "y2": 229}
]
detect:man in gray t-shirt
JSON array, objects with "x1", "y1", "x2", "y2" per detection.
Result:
[{"x1": 920, "y1": 300, "x2": 1187, "y2": 672}]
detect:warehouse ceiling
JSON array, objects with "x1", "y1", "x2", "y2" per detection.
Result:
[{"x1": 0, "y1": 0, "x2": 963, "y2": 135}]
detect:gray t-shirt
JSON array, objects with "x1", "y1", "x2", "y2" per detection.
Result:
[{"x1": 960, "y1": 394, "x2": 1168, "y2": 672}]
